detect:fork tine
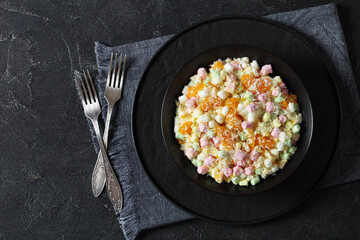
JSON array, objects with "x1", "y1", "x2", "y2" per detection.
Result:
[
  {"x1": 111, "y1": 53, "x2": 118, "y2": 87},
  {"x1": 107, "y1": 53, "x2": 113, "y2": 87},
  {"x1": 77, "y1": 72, "x2": 90, "y2": 105},
  {"x1": 83, "y1": 70, "x2": 94, "y2": 103},
  {"x1": 119, "y1": 55, "x2": 126, "y2": 91},
  {"x1": 115, "y1": 54, "x2": 122, "y2": 88},
  {"x1": 74, "y1": 73, "x2": 86, "y2": 106},
  {"x1": 87, "y1": 69, "x2": 98, "y2": 102}
]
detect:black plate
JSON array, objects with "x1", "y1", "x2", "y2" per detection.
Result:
[
  {"x1": 162, "y1": 45, "x2": 313, "y2": 195},
  {"x1": 132, "y1": 17, "x2": 340, "y2": 223}
]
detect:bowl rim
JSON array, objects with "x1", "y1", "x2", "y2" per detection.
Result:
[{"x1": 161, "y1": 43, "x2": 314, "y2": 195}]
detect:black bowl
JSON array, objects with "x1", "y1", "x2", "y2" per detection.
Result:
[{"x1": 162, "y1": 44, "x2": 313, "y2": 195}]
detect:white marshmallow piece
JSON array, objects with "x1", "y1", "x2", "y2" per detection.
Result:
[
  {"x1": 250, "y1": 60, "x2": 259, "y2": 70},
  {"x1": 288, "y1": 102, "x2": 295, "y2": 112},
  {"x1": 217, "y1": 90, "x2": 227, "y2": 100},
  {"x1": 198, "y1": 89, "x2": 209, "y2": 99},
  {"x1": 209, "y1": 120, "x2": 216, "y2": 128},
  {"x1": 247, "y1": 112, "x2": 256, "y2": 122},
  {"x1": 224, "y1": 63, "x2": 234, "y2": 73},
  {"x1": 279, "y1": 132, "x2": 286, "y2": 142},
  {"x1": 199, "y1": 114, "x2": 210, "y2": 123},
  {"x1": 215, "y1": 114, "x2": 225, "y2": 124},
  {"x1": 264, "y1": 159, "x2": 273, "y2": 168},
  {"x1": 178, "y1": 95, "x2": 187, "y2": 104},
  {"x1": 222, "y1": 106, "x2": 230, "y2": 116},
  {"x1": 276, "y1": 142, "x2": 285, "y2": 151}
]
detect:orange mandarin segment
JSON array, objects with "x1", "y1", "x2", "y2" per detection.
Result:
[
  {"x1": 214, "y1": 126, "x2": 234, "y2": 149},
  {"x1": 240, "y1": 74, "x2": 255, "y2": 90},
  {"x1": 179, "y1": 121, "x2": 193, "y2": 135},
  {"x1": 246, "y1": 134, "x2": 256, "y2": 149},
  {"x1": 256, "y1": 135, "x2": 276, "y2": 150},
  {"x1": 199, "y1": 96, "x2": 223, "y2": 112},
  {"x1": 225, "y1": 109, "x2": 243, "y2": 132},
  {"x1": 212, "y1": 60, "x2": 224, "y2": 70},
  {"x1": 225, "y1": 97, "x2": 240, "y2": 110},
  {"x1": 186, "y1": 83, "x2": 205, "y2": 99},
  {"x1": 253, "y1": 77, "x2": 272, "y2": 94}
]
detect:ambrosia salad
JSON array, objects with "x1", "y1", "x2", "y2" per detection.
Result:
[{"x1": 174, "y1": 57, "x2": 302, "y2": 186}]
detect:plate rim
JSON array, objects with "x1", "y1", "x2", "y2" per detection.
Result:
[{"x1": 131, "y1": 15, "x2": 342, "y2": 224}]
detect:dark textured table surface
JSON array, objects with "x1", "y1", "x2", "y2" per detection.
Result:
[{"x1": 1, "y1": 1, "x2": 359, "y2": 239}]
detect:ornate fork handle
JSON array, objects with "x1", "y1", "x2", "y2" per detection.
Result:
[
  {"x1": 92, "y1": 104, "x2": 113, "y2": 197},
  {"x1": 92, "y1": 120, "x2": 123, "y2": 211},
  {"x1": 92, "y1": 155, "x2": 106, "y2": 197}
]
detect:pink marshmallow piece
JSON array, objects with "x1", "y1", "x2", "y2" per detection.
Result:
[
  {"x1": 212, "y1": 136, "x2": 221, "y2": 147},
  {"x1": 185, "y1": 98, "x2": 196, "y2": 110},
  {"x1": 233, "y1": 166, "x2": 244, "y2": 175},
  {"x1": 271, "y1": 127, "x2": 281, "y2": 138},
  {"x1": 197, "y1": 67, "x2": 207, "y2": 80},
  {"x1": 200, "y1": 136, "x2": 211, "y2": 148},
  {"x1": 279, "y1": 82, "x2": 286, "y2": 88},
  {"x1": 245, "y1": 103, "x2": 257, "y2": 113},
  {"x1": 197, "y1": 166, "x2": 209, "y2": 175},
  {"x1": 250, "y1": 150, "x2": 260, "y2": 161},
  {"x1": 244, "y1": 166, "x2": 254, "y2": 176},
  {"x1": 227, "y1": 74, "x2": 237, "y2": 82},
  {"x1": 199, "y1": 123, "x2": 208, "y2": 133},
  {"x1": 185, "y1": 147, "x2": 198, "y2": 159},
  {"x1": 260, "y1": 64, "x2": 273, "y2": 76},
  {"x1": 230, "y1": 61, "x2": 241, "y2": 71},
  {"x1": 235, "y1": 150, "x2": 246, "y2": 161},
  {"x1": 237, "y1": 159, "x2": 246, "y2": 167},
  {"x1": 223, "y1": 168, "x2": 233, "y2": 177},
  {"x1": 241, "y1": 121, "x2": 253, "y2": 129},
  {"x1": 272, "y1": 87, "x2": 280, "y2": 97},
  {"x1": 266, "y1": 102, "x2": 274, "y2": 112},
  {"x1": 282, "y1": 88, "x2": 289, "y2": 96},
  {"x1": 225, "y1": 81, "x2": 236, "y2": 93},
  {"x1": 204, "y1": 156, "x2": 215, "y2": 167},
  {"x1": 257, "y1": 93, "x2": 267, "y2": 102},
  {"x1": 278, "y1": 115, "x2": 287, "y2": 124}
]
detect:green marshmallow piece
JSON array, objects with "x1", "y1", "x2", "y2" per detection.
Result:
[
  {"x1": 250, "y1": 176, "x2": 260, "y2": 185},
  {"x1": 289, "y1": 146, "x2": 297, "y2": 155},
  {"x1": 232, "y1": 176, "x2": 240, "y2": 185},
  {"x1": 285, "y1": 139, "x2": 292, "y2": 147},
  {"x1": 192, "y1": 142, "x2": 200, "y2": 151},
  {"x1": 196, "y1": 160, "x2": 203, "y2": 167},
  {"x1": 204, "y1": 77, "x2": 210, "y2": 84},
  {"x1": 175, "y1": 132, "x2": 185, "y2": 140},
  {"x1": 244, "y1": 91, "x2": 254, "y2": 99},
  {"x1": 255, "y1": 168, "x2": 263, "y2": 175},
  {"x1": 282, "y1": 152, "x2": 290, "y2": 160},
  {"x1": 292, "y1": 124, "x2": 301, "y2": 134},
  {"x1": 219, "y1": 150, "x2": 227, "y2": 158},
  {"x1": 274, "y1": 95, "x2": 284, "y2": 103},
  {"x1": 240, "y1": 132, "x2": 247, "y2": 141},
  {"x1": 207, "y1": 130, "x2": 215, "y2": 138}
]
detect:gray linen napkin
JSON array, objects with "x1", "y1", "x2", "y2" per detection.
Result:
[{"x1": 79, "y1": 3, "x2": 360, "y2": 240}]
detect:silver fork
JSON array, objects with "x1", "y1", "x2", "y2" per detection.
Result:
[
  {"x1": 75, "y1": 70, "x2": 123, "y2": 211},
  {"x1": 91, "y1": 53, "x2": 126, "y2": 197}
]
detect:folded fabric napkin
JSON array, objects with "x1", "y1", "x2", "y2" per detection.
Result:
[{"x1": 78, "y1": 3, "x2": 360, "y2": 240}]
